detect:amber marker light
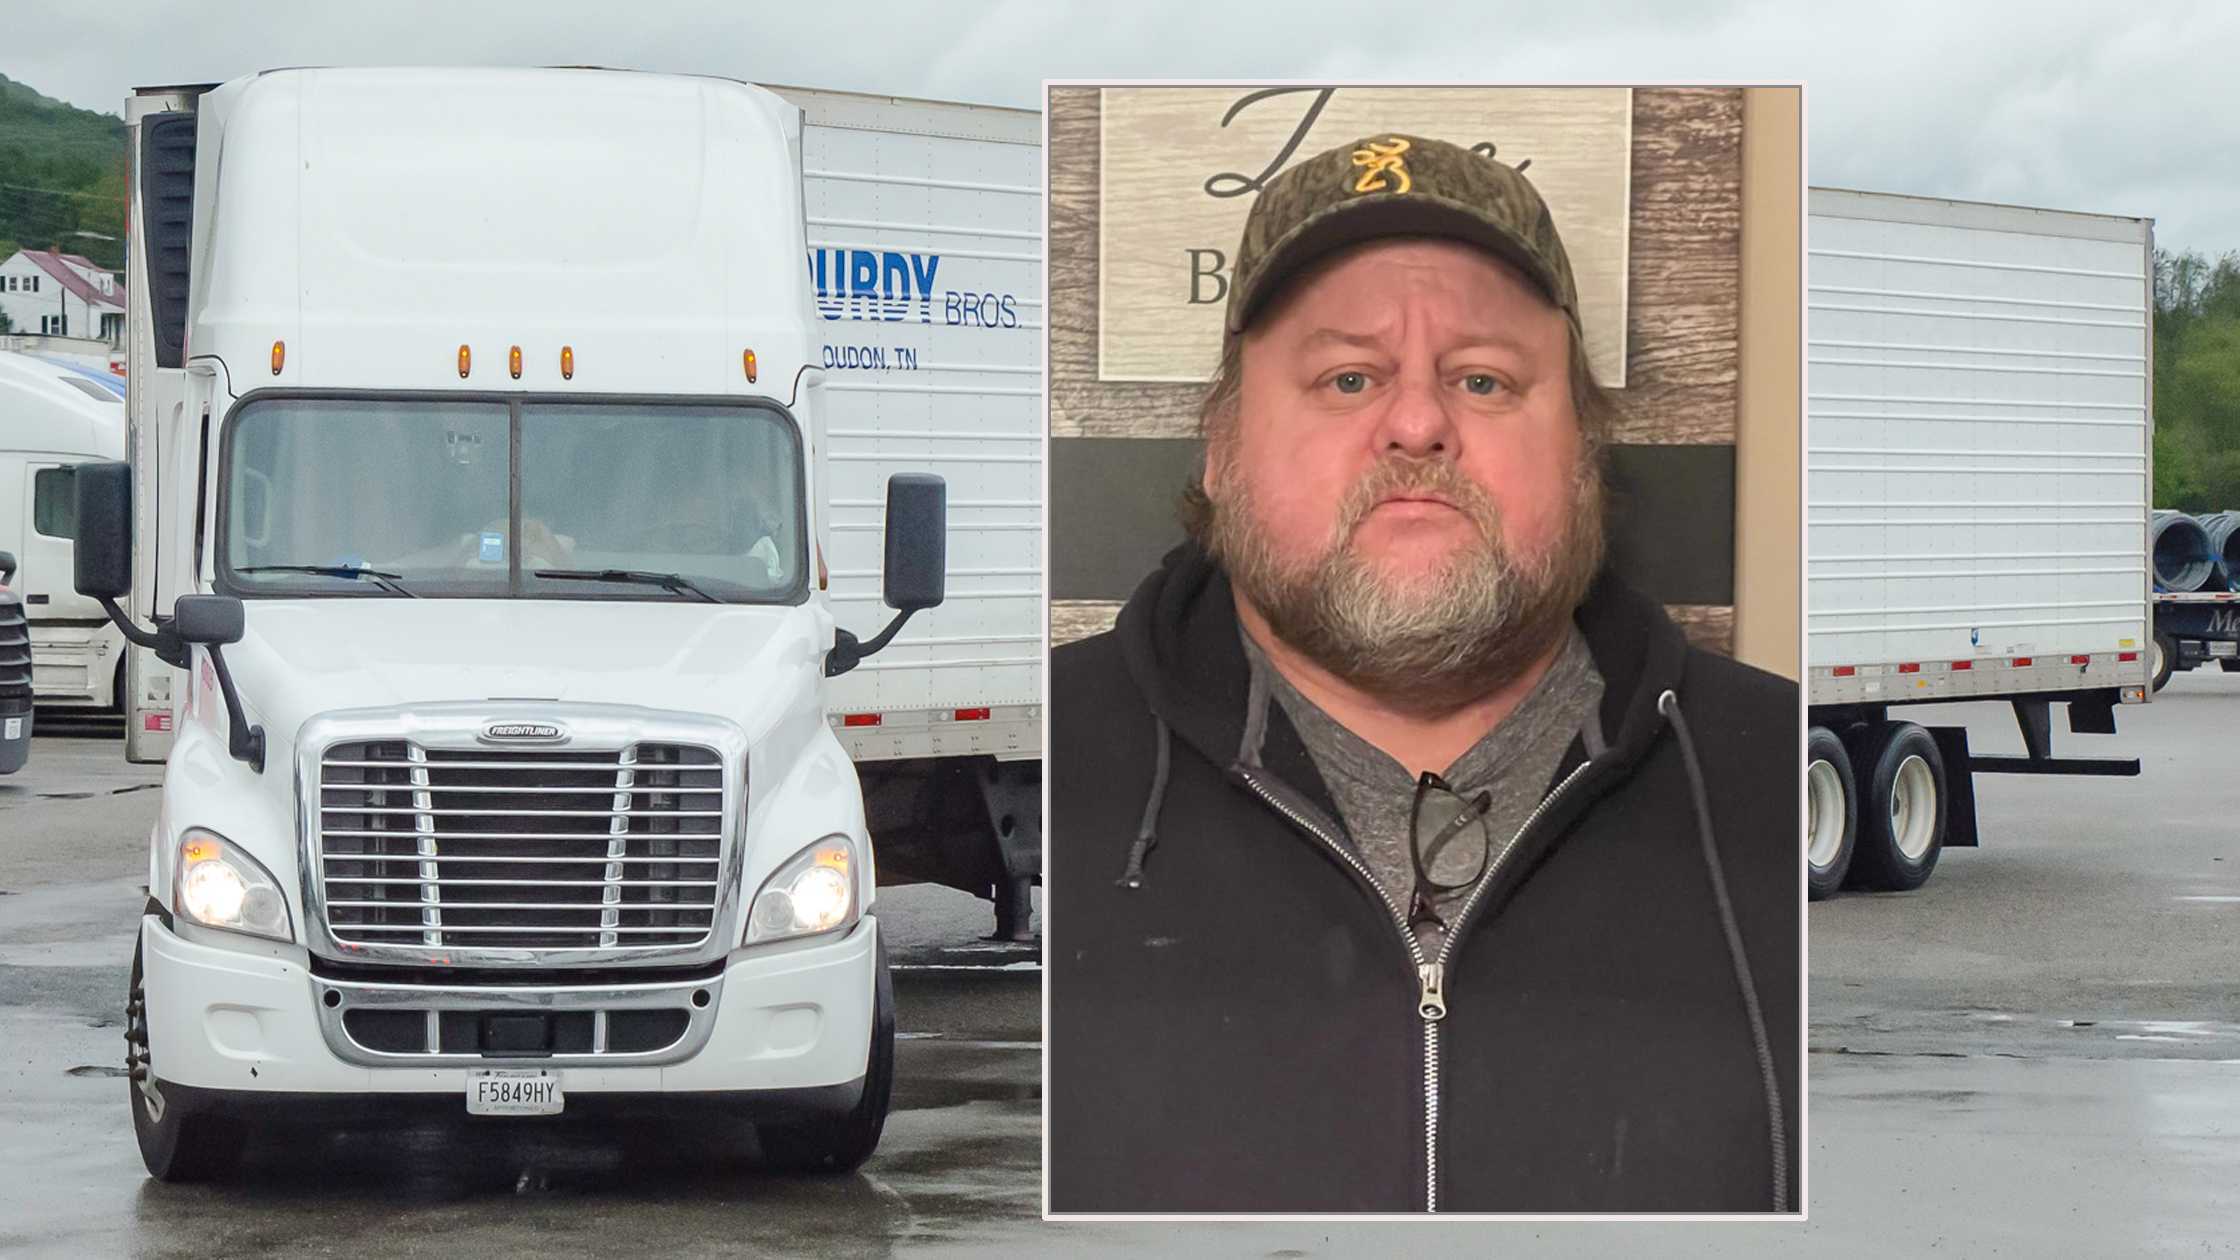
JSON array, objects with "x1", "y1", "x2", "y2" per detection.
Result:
[
  {"x1": 457, "y1": 345, "x2": 472, "y2": 378},
  {"x1": 509, "y1": 345, "x2": 523, "y2": 380},
  {"x1": 560, "y1": 345, "x2": 575, "y2": 380},
  {"x1": 270, "y1": 340, "x2": 284, "y2": 375},
  {"x1": 743, "y1": 348, "x2": 758, "y2": 383}
]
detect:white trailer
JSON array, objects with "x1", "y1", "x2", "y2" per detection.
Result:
[
  {"x1": 0, "y1": 350, "x2": 130, "y2": 712},
  {"x1": 1806, "y1": 188, "x2": 2154, "y2": 897},
  {"x1": 781, "y1": 87, "x2": 1043, "y2": 936}
]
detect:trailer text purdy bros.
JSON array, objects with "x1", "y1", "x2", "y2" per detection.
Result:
[{"x1": 83, "y1": 68, "x2": 1042, "y2": 1181}]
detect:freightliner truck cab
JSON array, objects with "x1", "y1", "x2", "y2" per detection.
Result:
[{"x1": 81, "y1": 67, "x2": 945, "y2": 1180}]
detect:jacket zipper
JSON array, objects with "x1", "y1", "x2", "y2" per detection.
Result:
[
  {"x1": 1240, "y1": 756, "x2": 1602, "y2": 1212},
  {"x1": 1234, "y1": 768, "x2": 1434, "y2": 1209},
  {"x1": 1423, "y1": 759, "x2": 1597, "y2": 1209}
]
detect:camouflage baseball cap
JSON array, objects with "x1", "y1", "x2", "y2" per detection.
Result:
[{"x1": 1223, "y1": 132, "x2": 1580, "y2": 336}]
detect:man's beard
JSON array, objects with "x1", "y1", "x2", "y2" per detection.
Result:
[{"x1": 1207, "y1": 449, "x2": 1606, "y2": 715}]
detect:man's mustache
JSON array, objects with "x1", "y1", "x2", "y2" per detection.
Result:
[{"x1": 1333, "y1": 458, "x2": 1501, "y2": 542}]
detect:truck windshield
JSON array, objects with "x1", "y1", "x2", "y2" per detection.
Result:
[{"x1": 221, "y1": 397, "x2": 806, "y2": 602}]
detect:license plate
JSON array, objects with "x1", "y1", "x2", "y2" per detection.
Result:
[
  {"x1": 466, "y1": 1069, "x2": 563, "y2": 1116},
  {"x1": 2210, "y1": 642, "x2": 2236, "y2": 658}
]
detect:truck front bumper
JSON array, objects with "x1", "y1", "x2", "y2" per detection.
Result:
[{"x1": 140, "y1": 914, "x2": 877, "y2": 1101}]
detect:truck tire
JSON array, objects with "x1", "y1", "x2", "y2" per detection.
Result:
[
  {"x1": 2221, "y1": 659, "x2": 2240, "y2": 673},
  {"x1": 126, "y1": 940, "x2": 246, "y2": 1182},
  {"x1": 1845, "y1": 721, "x2": 1946, "y2": 892},
  {"x1": 2152, "y1": 631, "x2": 2177, "y2": 692},
  {"x1": 1806, "y1": 726, "x2": 1857, "y2": 900},
  {"x1": 757, "y1": 935, "x2": 894, "y2": 1174}
]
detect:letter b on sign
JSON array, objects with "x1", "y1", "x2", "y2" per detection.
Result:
[{"x1": 1187, "y1": 249, "x2": 1229, "y2": 305}]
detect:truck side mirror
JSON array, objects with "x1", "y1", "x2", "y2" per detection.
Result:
[
  {"x1": 68, "y1": 461, "x2": 190, "y2": 672},
  {"x1": 881, "y1": 473, "x2": 947, "y2": 612},
  {"x1": 0, "y1": 550, "x2": 15, "y2": 586},
  {"x1": 72, "y1": 461, "x2": 133, "y2": 600},
  {"x1": 172, "y1": 592, "x2": 264, "y2": 774},
  {"x1": 825, "y1": 473, "x2": 948, "y2": 678},
  {"x1": 172, "y1": 594, "x2": 245, "y2": 646}
]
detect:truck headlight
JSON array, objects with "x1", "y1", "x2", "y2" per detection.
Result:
[
  {"x1": 745, "y1": 835, "x2": 860, "y2": 944},
  {"x1": 175, "y1": 829, "x2": 293, "y2": 942}
]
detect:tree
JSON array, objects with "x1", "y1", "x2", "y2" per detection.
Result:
[{"x1": 2152, "y1": 248, "x2": 2240, "y2": 511}]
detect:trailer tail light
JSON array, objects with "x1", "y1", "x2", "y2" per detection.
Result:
[
  {"x1": 2013, "y1": 657, "x2": 2033, "y2": 667},
  {"x1": 457, "y1": 345, "x2": 472, "y2": 378},
  {"x1": 1897, "y1": 662, "x2": 1920, "y2": 674},
  {"x1": 270, "y1": 340, "x2": 284, "y2": 375},
  {"x1": 2070, "y1": 654, "x2": 2091, "y2": 665},
  {"x1": 560, "y1": 345, "x2": 574, "y2": 380},
  {"x1": 509, "y1": 345, "x2": 523, "y2": 380},
  {"x1": 2118, "y1": 652, "x2": 2139, "y2": 662},
  {"x1": 841, "y1": 713, "x2": 880, "y2": 727},
  {"x1": 1951, "y1": 660, "x2": 1973, "y2": 671},
  {"x1": 742, "y1": 348, "x2": 758, "y2": 384},
  {"x1": 1831, "y1": 666, "x2": 1856, "y2": 677},
  {"x1": 954, "y1": 707, "x2": 991, "y2": 721}
]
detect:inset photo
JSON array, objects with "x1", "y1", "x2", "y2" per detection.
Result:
[{"x1": 1045, "y1": 82, "x2": 1804, "y2": 1216}]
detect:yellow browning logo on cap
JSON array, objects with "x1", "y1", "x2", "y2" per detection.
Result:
[{"x1": 1350, "y1": 137, "x2": 1412, "y2": 195}]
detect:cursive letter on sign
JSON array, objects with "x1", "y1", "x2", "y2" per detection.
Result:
[
  {"x1": 1469, "y1": 140, "x2": 1530, "y2": 174},
  {"x1": 1203, "y1": 87, "x2": 1337, "y2": 199}
]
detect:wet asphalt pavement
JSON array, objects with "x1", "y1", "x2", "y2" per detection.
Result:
[{"x1": 7, "y1": 675, "x2": 2240, "y2": 1255}]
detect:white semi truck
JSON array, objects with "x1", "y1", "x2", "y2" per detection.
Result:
[
  {"x1": 1806, "y1": 188, "x2": 2154, "y2": 898},
  {"x1": 0, "y1": 349, "x2": 130, "y2": 714},
  {"x1": 82, "y1": 67, "x2": 1039, "y2": 1182}
]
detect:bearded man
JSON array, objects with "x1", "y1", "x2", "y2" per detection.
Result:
[{"x1": 1048, "y1": 134, "x2": 1799, "y2": 1215}]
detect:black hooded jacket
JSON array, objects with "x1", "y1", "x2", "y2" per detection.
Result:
[{"x1": 1048, "y1": 545, "x2": 1799, "y2": 1214}]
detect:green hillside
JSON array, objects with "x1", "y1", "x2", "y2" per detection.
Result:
[{"x1": 0, "y1": 72, "x2": 127, "y2": 272}]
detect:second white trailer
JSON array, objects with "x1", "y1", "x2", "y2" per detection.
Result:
[
  {"x1": 1806, "y1": 188, "x2": 2154, "y2": 898},
  {"x1": 781, "y1": 86, "x2": 1043, "y2": 937}
]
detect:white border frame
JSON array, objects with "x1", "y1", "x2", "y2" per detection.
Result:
[{"x1": 1039, "y1": 75, "x2": 1812, "y2": 1225}]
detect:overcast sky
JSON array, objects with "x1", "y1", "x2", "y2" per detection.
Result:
[{"x1": 7, "y1": 0, "x2": 2236, "y2": 255}]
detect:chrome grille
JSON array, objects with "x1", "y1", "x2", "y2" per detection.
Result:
[
  {"x1": 316, "y1": 740, "x2": 724, "y2": 950},
  {"x1": 0, "y1": 592, "x2": 30, "y2": 710}
]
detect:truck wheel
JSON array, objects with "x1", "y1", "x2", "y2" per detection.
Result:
[
  {"x1": 1806, "y1": 726, "x2": 1857, "y2": 900},
  {"x1": 1845, "y1": 721, "x2": 1946, "y2": 892},
  {"x1": 757, "y1": 936, "x2": 894, "y2": 1174},
  {"x1": 2220, "y1": 659, "x2": 2240, "y2": 673},
  {"x1": 2152, "y1": 631, "x2": 2177, "y2": 692},
  {"x1": 127, "y1": 940, "x2": 245, "y2": 1182}
]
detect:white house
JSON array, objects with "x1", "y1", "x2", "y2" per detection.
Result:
[{"x1": 0, "y1": 250, "x2": 127, "y2": 346}]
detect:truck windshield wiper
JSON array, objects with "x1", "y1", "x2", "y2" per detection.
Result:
[
  {"x1": 233, "y1": 564, "x2": 416, "y2": 597},
  {"x1": 532, "y1": 568, "x2": 723, "y2": 604}
]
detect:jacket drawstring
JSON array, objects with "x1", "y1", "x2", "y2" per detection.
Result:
[
  {"x1": 1122, "y1": 643, "x2": 1278, "y2": 889},
  {"x1": 1116, "y1": 715, "x2": 1172, "y2": 889},
  {"x1": 1659, "y1": 688, "x2": 1790, "y2": 1214}
]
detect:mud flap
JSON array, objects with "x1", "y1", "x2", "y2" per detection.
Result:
[{"x1": 1925, "y1": 725, "x2": 1979, "y2": 848}]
